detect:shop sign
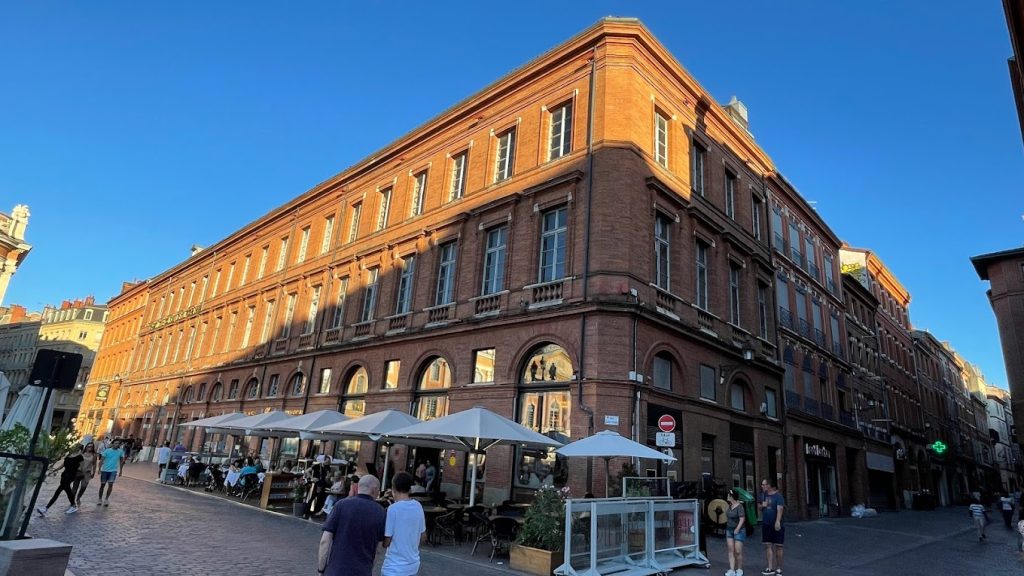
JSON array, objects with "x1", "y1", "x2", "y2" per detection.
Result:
[
  {"x1": 656, "y1": 432, "x2": 676, "y2": 447},
  {"x1": 804, "y1": 442, "x2": 832, "y2": 460},
  {"x1": 604, "y1": 415, "x2": 619, "y2": 426},
  {"x1": 148, "y1": 305, "x2": 203, "y2": 330}
]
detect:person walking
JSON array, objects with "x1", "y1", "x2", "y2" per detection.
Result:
[
  {"x1": 969, "y1": 497, "x2": 988, "y2": 541},
  {"x1": 156, "y1": 441, "x2": 172, "y2": 481},
  {"x1": 37, "y1": 445, "x2": 85, "y2": 516},
  {"x1": 999, "y1": 492, "x2": 1015, "y2": 529},
  {"x1": 382, "y1": 472, "x2": 426, "y2": 576},
  {"x1": 97, "y1": 439, "x2": 126, "y2": 507},
  {"x1": 72, "y1": 442, "x2": 98, "y2": 506},
  {"x1": 759, "y1": 479, "x2": 785, "y2": 576},
  {"x1": 317, "y1": 475, "x2": 386, "y2": 576},
  {"x1": 424, "y1": 461, "x2": 436, "y2": 492},
  {"x1": 725, "y1": 488, "x2": 748, "y2": 576}
]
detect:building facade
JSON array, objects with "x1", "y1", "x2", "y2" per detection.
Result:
[
  {"x1": 984, "y1": 384, "x2": 1020, "y2": 493},
  {"x1": 36, "y1": 298, "x2": 108, "y2": 427},
  {"x1": 0, "y1": 205, "x2": 30, "y2": 308}
]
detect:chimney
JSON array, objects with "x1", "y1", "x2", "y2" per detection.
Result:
[
  {"x1": 85, "y1": 296, "x2": 95, "y2": 306},
  {"x1": 60, "y1": 300, "x2": 70, "y2": 310},
  {"x1": 724, "y1": 96, "x2": 752, "y2": 137},
  {"x1": 190, "y1": 244, "x2": 204, "y2": 257},
  {"x1": 10, "y1": 305, "x2": 25, "y2": 323}
]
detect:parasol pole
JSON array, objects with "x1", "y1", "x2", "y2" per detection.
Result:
[
  {"x1": 469, "y1": 438, "x2": 480, "y2": 507},
  {"x1": 604, "y1": 456, "x2": 611, "y2": 498},
  {"x1": 381, "y1": 442, "x2": 391, "y2": 489}
]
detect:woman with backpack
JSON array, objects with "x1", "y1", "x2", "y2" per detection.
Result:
[{"x1": 725, "y1": 488, "x2": 749, "y2": 576}]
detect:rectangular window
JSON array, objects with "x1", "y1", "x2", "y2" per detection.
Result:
[
  {"x1": 494, "y1": 128, "x2": 516, "y2": 182},
  {"x1": 449, "y1": 151, "x2": 467, "y2": 201},
  {"x1": 830, "y1": 314, "x2": 842, "y2": 354},
  {"x1": 360, "y1": 268, "x2": 379, "y2": 322},
  {"x1": 240, "y1": 256, "x2": 250, "y2": 286},
  {"x1": 812, "y1": 300, "x2": 824, "y2": 345},
  {"x1": 228, "y1": 379, "x2": 239, "y2": 400},
  {"x1": 346, "y1": 202, "x2": 362, "y2": 243},
  {"x1": 225, "y1": 264, "x2": 235, "y2": 292},
  {"x1": 298, "y1": 226, "x2": 311, "y2": 263},
  {"x1": 260, "y1": 300, "x2": 275, "y2": 343},
  {"x1": 321, "y1": 216, "x2": 334, "y2": 255},
  {"x1": 700, "y1": 364, "x2": 716, "y2": 400},
  {"x1": 277, "y1": 236, "x2": 289, "y2": 271},
  {"x1": 695, "y1": 240, "x2": 709, "y2": 310},
  {"x1": 318, "y1": 367, "x2": 332, "y2": 394},
  {"x1": 725, "y1": 171, "x2": 736, "y2": 219},
  {"x1": 765, "y1": 388, "x2": 779, "y2": 418},
  {"x1": 200, "y1": 276, "x2": 209, "y2": 301},
  {"x1": 395, "y1": 256, "x2": 416, "y2": 314},
  {"x1": 515, "y1": 390, "x2": 572, "y2": 489},
  {"x1": 172, "y1": 329, "x2": 183, "y2": 363},
  {"x1": 241, "y1": 305, "x2": 255, "y2": 348},
  {"x1": 482, "y1": 227, "x2": 508, "y2": 295},
  {"x1": 654, "y1": 112, "x2": 668, "y2": 167},
  {"x1": 771, "y1": 207, "x2": 785, "y2": 253},
  {"x1": 435, "y1": 242, "x2": 457, "y2": 306},
  {"x1": 752, "y1": 195, "x2": 763, "y2": 240},
  {"x1": 805, "y1": 236, "x2": 817, "y2": 279},
  {"x1": 376, "y1": 188, "x2": 391, "y2": 231},
  {"x1": 654, "y1": 214, "x2": 671, "y2": 290},
  {"x1": 823, "y1": 253, "x2": 836, "y2": 294},
  {"x1": 788, "y1": 223, "x2": 802, "y2": 266},
  {"x1": 331, "y1": 278, "x2": 348, "y2": 329},
  {"x1": 223, "y1": 311, "x2": 237, "y2": 353},
  {"x1": 258, "y1": 246, "x2": 268, "y2": 279},
  {"x1": 730, "y1": 381, "x2": 745, "y2": 410},
  {"x1": 211, "y1": 317, "x2": 222, "y2": 355},
  {"x1": 281, "y1": 293, "x2": 296, "y2": 338},
  {"x1": 729, "y1": 263, "x2": 741, "y2": 325},
  {"x1": 539, "y1": 207, "x2": 568, "y2": 283},
  {"x1": 776, "y1": 275, "x2": 789, "y2": 317},
  {"x1": 187, "y1": 281, "x2": 196, "y2": 307},
  {"x1": 653, "y1": 355, "x2": 672, "y2": 390},
  {"x1": 757, "y1": 282, "x2": 769, "y2": 339},
  {"x1": 549, "y1": 102, "x2": 573, "y2": 160},
  {"x1": 473, "y1": 349, "x2": 496, "y2": 383},
  {"x1": 692, "y1": 142, "x2": 706, "y2": 196},
  {"x1": 701, "y1": 434, "x2": 715, "y2": 476},
  {"x1": 410, "y1": 171, "x2": 427, "y2": 217},
  {"x1": 267, "y1": 374, "x2": 280, "y2": 397},
  {"x1": 304, "y1": 285, "x2": 321, "y2": 334},
  {"x1": 384, "y1": 360, "x2": 401, "y2": 390}
]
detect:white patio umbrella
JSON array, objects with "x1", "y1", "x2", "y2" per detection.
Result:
[
  {"x1": 556, "y1": 430, "x2": 676, "y2": 497},
  {"x1": 249, "y1": 410, "x2": 348, "y2": 437},
  {"x1": 305, "y1": 410, "x2": 431, "y2": 486},
  {"x1": 206, "y1": 410, "x2": 292, "y2": 436},
  {"x1": 0, "y1": 373, "x2": 12, "y2": 422},
  {"x1": 0, "y1": 384, "x2": 53, "y2": 434},
  {"x1": 180, "y1": 412, "x2": 246, "y2": 430},
  {"x1": 388, "y1": 406, "x2": 563, "y2": 506}
]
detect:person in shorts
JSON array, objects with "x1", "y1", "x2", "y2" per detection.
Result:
[
  {"x1": 97, "y1": 439, "x2": 126, "y2": 507},
  {"x1": 760, "y1": 479, "x2": 785, "y2": 576},
  {"x1": 725, "y1": 488, "x2": 748, "y2": 576}
]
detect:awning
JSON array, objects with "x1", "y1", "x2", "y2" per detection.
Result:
[{"x1": 866, "y1": 451, "x2": 895, "y2": 473}]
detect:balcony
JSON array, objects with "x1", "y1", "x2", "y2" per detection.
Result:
[
  {"x1": 839, "y1": 410, "x2": 857, "y2": 428},
  {"x1": 832, "y1": 342, "x2": 845, "y2": 360},
  {"x1": 323, "y1": 327, "x2": 341, "y2": 344},
  {"x1": 298, "y1": 333, "x2": 314, "y2": 349},
  {"x1": 471, "y1": 293, "x2": 503, "y2": 316},
  {"x1": 821, "y1": 403, "x2": 834, "y2": 421},
  {"x1": 528, "y1": 279, "x2": 564, "y2": 308},
  {"x1": 785, "y1": 390, "x2": 801, "y2": 411},
  {"x1": 807, "y1": 263, "x2": 820, "y2": 281},
  {"x1": 654, "y1": 287, "x2": 680, "y2": 318},
  {"x1": 425, "y1": 303, "x2": 454, "y2": 325},
  {"x1": 387, "y1": 313, "x2": 409, "y2": 332},
  {"x1": 813, "y1": 328, "x2": 826, "y2": 347},
  {"x1": 272, "y1": 338, "x2": 288, "y2": 354},
  {"x1": 779, "y1": 308, "x2": 794, "y2": 330},
  {"x1": 797, "y1": 318, "x2": 811, "y2": 339},
  {"x1": 353, "y1": 321, "x2": 374, "y2": 338},
  {"x1": 696, "y1": 308, "x2": 714, "y2": 332},
  {"x1": 804, "y1": 397, "x2": 820, "y2": 416}
]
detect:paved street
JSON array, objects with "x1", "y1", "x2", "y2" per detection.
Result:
[{"x1": 23, "y1": 462, "x2": 1024, "y2": 576}]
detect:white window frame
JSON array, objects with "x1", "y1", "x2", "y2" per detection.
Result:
[
  {"x1": 376, "y1": 188, "x2": 391, "y2": 231},
  {"x1": 696, "y1": 241, "x2": 709, "y2": 310},
  {"x1": 654, "y1": 112, "x2": 668, "y2": 167},
  {"x1": 360, "y1": 268, "x2": 379, "y2": 322},
  {"x1": 435, "y1": 242, "x2": 457, "y2": 306},
  {"x1": 304, "y1": 285, "x2": 321, "y2": 334},
  {"x1": 347, "y1": 202, "x2": 362, "y2": 243},
  {"x1": 494, "y1": 128, "x2": 516, "y2": 182},
  {"x1": 331, "y1": 278, "x2": 348, "y2": 329},
  {"x1": 277, "y1": 236, "x2": 289, "y2": 271},
  {"x1": 654, "y1": 214, "x2": 671, "y2": 290},
  {"x1": 282, "y1": 293, "x2": 297, "y2": 338},
  {"x1": 321, "y1": 216, "x2": 335, "y2": 255},
  {"x1": 395, "y1": 257, "x2": 416, "y2": 314},
  {"x1": 482, "y1": 227, "x2": 508, "y2": 295},
  {"x1": 297, "y1": 226, "x2": 311, "y2": 263},
  {"x1": 549, "y1": 102, "x2": 573, "y2": 160},
  {"x1": 449, "y1": 151, "x2": 467, "y2": 201},
  {"x1": 410, "y1": 172, "x2": 427, "y2": 217},
  {"x1": 538, "y1": 207, "x2": 568, "y2": 283}
]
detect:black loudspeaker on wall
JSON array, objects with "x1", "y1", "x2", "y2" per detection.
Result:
[{"x1": 28, "y1": 349, "x2": 84, "y2": 390}]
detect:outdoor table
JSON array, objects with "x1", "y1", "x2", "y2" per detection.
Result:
[
  {"x1": 422, "y1": 506, "x2": 449, "y2": 545},
  {"x1": 489, "y1": 514, "x2": 525, "y2": 524}
]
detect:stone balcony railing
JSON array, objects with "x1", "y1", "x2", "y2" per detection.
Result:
[
  {"x1": 387, "y1": 313, "x2": 410, "y2": 332},
  {"x1": 425, "y1": 303, "x2": 454, "y2": 325},
  {"x1": 297, "y1": 333, "x2": 314, "y2": 349},
  {"x1": 471, "y1": 292, "x2": 504, "y2": 316},
  {"x1": 323, "y1": 327, "x2": 341, "y2": 344},
  {"x1": 353, "y1": 321, "x2": 374, "y2": 338},
  {"x1": 527, "y1": 279, "x2": 564, "y2": 308}
]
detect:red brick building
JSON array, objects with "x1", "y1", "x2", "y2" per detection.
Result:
[{"x1": 80, "y1": 18, "x2": 792, "y2": 505}]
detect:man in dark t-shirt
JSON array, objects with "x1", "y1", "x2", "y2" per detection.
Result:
[
  {"x1": 317, "y1": 474, "x2": 385, "y2": 576},
  {"x1": 760, "y1": 478, "x2": 785, "y2": 576}
]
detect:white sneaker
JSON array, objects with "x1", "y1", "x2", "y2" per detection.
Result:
[
  {"x1": 726, "y1": 571, "x2": 736, "y2": 576},
  {"x1": 65, "y1": 506, "x2": 78, "y2": 514},
  {"x1": 35, "y1": 506, "x2": 46, "y2": 517},
  {"x1": 736, "y1": 571, "x2": 744, "y2": 576}
]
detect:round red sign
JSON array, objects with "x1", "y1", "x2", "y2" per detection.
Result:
[{"x1": 658, "y1": 414, "x2": 676, "y2": 432}]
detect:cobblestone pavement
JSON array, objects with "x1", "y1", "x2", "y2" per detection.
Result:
[{"x1": 25, "y1": 462, "x2": 1024, "y2": 576}]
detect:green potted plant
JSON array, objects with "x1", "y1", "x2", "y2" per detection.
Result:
[
  {"x1": 510, "y1": 485, "x2": 568, "y2": 576},
  {"x1": 291, "y1": 478, "x2": 307, "y2": 517}
]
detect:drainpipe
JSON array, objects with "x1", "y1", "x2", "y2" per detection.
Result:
[
  {"x1": 763, "y1": 174, "x2": 789, "y2": 504},
  {"x1": 576, "y1": 49, "x2": 598, "y2": 494}
]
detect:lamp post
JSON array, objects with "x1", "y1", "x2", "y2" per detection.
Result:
[{"x1": 719, "y1": 344, "x2": 756, "y2": 385}]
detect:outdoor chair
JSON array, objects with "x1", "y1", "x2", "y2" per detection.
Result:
[
  {"x1": 432, "y1": 510, "x2": 460, "y2": 546},
  {"x1": 469, "y1": 511, "x2": 493, "y2": 556},
  {"x1": 488, "y1": 516, "x2": 520, "y2": 562},
  {"x1": 186, "y1": 462, "x2": 207, "y2": 487},
  {"x1": 463, "y1": 505, "x2": 488, "y2": 543},
  {"x1": 239, "y1": 473, "x2": 262, "y2": 502}
]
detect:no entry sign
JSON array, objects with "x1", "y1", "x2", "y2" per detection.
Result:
[{"x1": 658, "y1": 414, "x2": 676, "y2": 432}]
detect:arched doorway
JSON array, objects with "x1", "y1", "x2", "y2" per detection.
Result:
[{"x1": 513, "y1": 343, "x2": 573, "y2": 501}]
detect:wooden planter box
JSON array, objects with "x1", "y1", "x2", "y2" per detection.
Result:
[{"x1": 510, "y1": 544, "x2": 560, "y2": 576}]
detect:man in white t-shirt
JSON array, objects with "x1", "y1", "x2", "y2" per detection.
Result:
[
  {"x1": 382, "y1": 471, "x2": 426, "y2": 576},
  {"x1": 156, "y1": 442, "x2": 172, "y2": 481}
]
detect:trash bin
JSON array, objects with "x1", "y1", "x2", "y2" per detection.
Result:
[{"x1": 733, "y1": 487, "x2": 759, "y2": 528}]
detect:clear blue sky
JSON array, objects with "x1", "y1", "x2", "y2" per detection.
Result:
[{"x1": 1, "y1": 2, "x2": 1020, "y2": 389}]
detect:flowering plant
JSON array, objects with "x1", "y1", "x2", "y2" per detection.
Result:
[{"x1": 516, "y1": 485, "x2": 569, "y2": 551}]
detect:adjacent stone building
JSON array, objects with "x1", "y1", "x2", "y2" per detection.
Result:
[{"x1": 0, "y1": 205, "x2": 30, "y2": 307}]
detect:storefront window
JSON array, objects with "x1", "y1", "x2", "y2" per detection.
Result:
[
  {"x1": 420, "y1": 358, "x2": 451, "y2": 390},
  {"x1": 415, "y1": 357, "x2": 451, "y2": 421},
  {"x1": 515, "y1": 388, "x2": 571, "y2": 490},
  {"x1": 473, "y1": 349, "x2": 496, "y2": 383},
  {"x1": 523, "y1": 344, "x2": 573, "y2": 383},
  {"x1": 338, "y1": 368, "x2": 368, "y2": 463},
  {"x1": 384, "y1": 360, "x2": 401, "y2": 389}
]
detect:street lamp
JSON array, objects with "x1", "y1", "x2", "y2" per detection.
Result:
[{"x1": 719, "y1": 344, "x2": 756, "y2": 385}]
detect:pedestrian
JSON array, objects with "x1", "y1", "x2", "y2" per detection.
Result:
[
  {"x1": 424, "y1": 460, "x2": 436, "y2": 492},
  {"x1": 36, "y1": 444, "x2": 85, "y2": 516},
  {"x1": 156, "y1": 441, "x2": 171, "y2": 481},
  {"x1": 759, "y1": 478, "x2": 785, "y2": 576},
  {"x1": 72, "y1": 442, "x2": 98, "y2": 506},
  {"x1": 725, "y1": 488, "x2": 748, "y2": 576},
  {"x1": 969, "y1": 496, "x2": 988, "y2": 541},
  {"x1": 382, "y1": 472, "x2": 426, "y2": 576},
  {"x1": 999, "y1": 492, "x2": 1015, "y2": 528},
  {"x1": 124, "y1": 435, "x2": 136, "y2": 463},
  {"x1": 97, "y1": 439, "x2": 126, "y2": 507},
  {"x1": 317, "y1": 475, "x2": 386, "y2": 576},
  {"x1": 415, "y1": 461, "x2": 426, "y2": 487}
]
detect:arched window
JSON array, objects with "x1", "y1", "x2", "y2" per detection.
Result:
[
  {"x1": 182, "y1": 386, "x2": 194, "y2": 404},
  {"x1": 245, "y1": 378, "x2": 259, "y2": 400},
  {"x1": 210, "y1": 382, "x2": 223, "y2": 402},
  {"x1": 289, "y1": 373, "x2": 305, "y2": 396},
  {"x1": 196, "y1": 383, "x2": 207, "y2": 402},
  {"x1": 514, "y1": 343, "x2": 573, "y2": 496},
  {"x1": 415, "y1": 357, "x2": 451, "y2": 421},
  {"x1": 342, "y1": 367, "x2": 368, "y2": 417},
  {"x1": 266, "y1": 375, "x2": 280, "y2": 397},
  {"x1": 227, "y1": 379, "x2": 240, "y2": 400},
  {"x1": 730, "y1": 382, "x2": 746, "y2": 411},
  {"x1": 652, "y1": 352, "x2": 674, "y2": 391}
]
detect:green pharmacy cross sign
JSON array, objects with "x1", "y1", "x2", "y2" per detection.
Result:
[{"x1": 930, "y1": 440, "x2": 948, "y2": 454}]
